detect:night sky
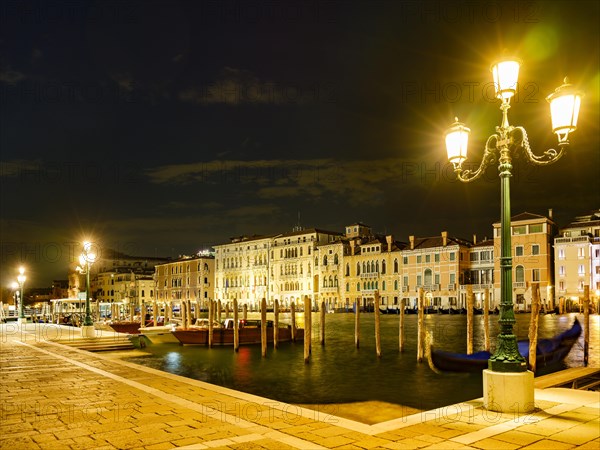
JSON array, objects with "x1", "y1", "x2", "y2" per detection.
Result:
[{"x1": 1, "y1": 0, "x2": 599, "y2": 287}]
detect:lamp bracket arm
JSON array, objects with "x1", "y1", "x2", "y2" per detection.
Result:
[
  {"x1": 512, "y1": 126, "x2": 567, "y2": 165},
  {"x1": 457, "y1": 134, "x2": 498, "y2": 182}
]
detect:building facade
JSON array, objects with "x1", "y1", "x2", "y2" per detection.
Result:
[
  {"x1": 155, "y1": 253, "x2": 215, "y2": 310},
  {"x1": 554, "y1": 210, "x2": 600, "y2": 309},
  {"x1": 493, "y1": 212, "x2": 557, "y2": 311}
]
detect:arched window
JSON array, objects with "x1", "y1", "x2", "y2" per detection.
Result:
[
  {"x1": 346, "y1": 263, "x2": 350, "y2": 276},
  {"x1": 382, "y1": 260, "x2": 386, "y2": 274},
  {"x1": 394, "y1": 258, "x2": 399, "y2": 273},
  {"x1": 357, "y1": 283, "x2": 361, "y2": 291},
  {"x1": 323, "y1": 255, "x2": 328, "y2": 266},
  {"x1": 315, "y1": 256, "x2": 319, "y2": 267},
  {"x1": 363, "y1": 262, "x2": 367, "y2": 273},
  {"x1": 382, "y1": 281, "x2": 386, "y2": 291},
  {"x1": 424, "y1": 269, "x2": 433, "y2": 286},
  {"x1": 394, "y1": 280, "x2": 398, "y2": 290},
  {"x1": 334, "y1": 254, "x2": 339, "y2": 265},
  {"x1": 357, "y1": 262, "x2": 361, "y2": 275},
  {"x1": 329, "y1": 276, "x2": 333, "y2": 287},
  {"x1": 376, "y1": 261, "x2": 380, "y2": 273},
  {"x1": 515, "y1": 265, "x2": 525, "y2": 283},
  {"x1": 334, "y1": 275, "x2": 338, "y2": 287}
]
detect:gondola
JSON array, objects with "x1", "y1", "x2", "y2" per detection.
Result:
[{"x1": 430, "y1": 319, "x2": 582, "y2": 373}]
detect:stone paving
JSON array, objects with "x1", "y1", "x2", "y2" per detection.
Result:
[{"x1": 1, "y1": 323, "x2": 599, "y2": 449}]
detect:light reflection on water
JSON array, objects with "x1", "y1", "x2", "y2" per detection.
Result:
[{"x1": 126, "y1": 312, "x2": 598, "y2": 410}]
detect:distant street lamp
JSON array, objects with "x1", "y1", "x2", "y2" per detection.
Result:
[
  {"x1": 76, "y1": 241, "x2": 98, "y2": 338},
  {"x1": 16, "y1": 267, "x2": 26, "y2": 324},
  {"x1": 445, "y1": 57, "x2": 582, "y2": 413}
]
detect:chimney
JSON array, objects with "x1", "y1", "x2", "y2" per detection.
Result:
[
  {"x1": 349, "y1": 240, "x2": 355, "y2": 255},
  {"x1": 442, "y1": 231, "x2": 448, "y2": 247},
  {"x1": 409, "y1": 235, "x2": 415, "y2": 250},
  {"x1": 386, "y1": 235, "x2": 393, "y2": 252},
  {"x1": 473, "y1": 234, "x2": 477, "y2": 245},
  {"x1": 548, "y1": 208, "x2": 553, "y2": 219}
]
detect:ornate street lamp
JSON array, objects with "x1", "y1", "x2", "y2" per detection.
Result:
[
  {"x1": 445, "y1": 57, "x2": 582, "y2": 412},
  {"x1": 16, "y1": 267, "x2": 26, "y2": 324},
  {"x1": 76, "y1": 241, "x2": 98, "y2": 337}
]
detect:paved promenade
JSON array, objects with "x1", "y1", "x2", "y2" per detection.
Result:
[{"x1": 1, "y1": 323, "x2": 599, "y2": 449}]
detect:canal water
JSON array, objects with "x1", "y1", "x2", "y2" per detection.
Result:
[{"x1": 125, "y1": 312, "x2": 598, "y2": 411}]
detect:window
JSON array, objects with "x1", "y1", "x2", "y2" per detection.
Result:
[
  {"x1": 578, "y1": 265, "x2": 585, "y2": 276},
  {"x1": 513, "y1": 225, "x2": 527, "y2": 235},
  {"x1": 434, "y1": 274, "x2": 440, "y2": 285},
  {"x1": 578, "y1": 247, "x2": 585, "y2": 258},
  {"x1": 515, "y1": 265, "x2": 525, "y2": 283},
  {"x1": 403, "y1": 256, "x2": 408, "y2": 264},
  {"x1": 424, "y1": 269, "x2": 432, "y2": 286},
  {"x1": 345, "y1": 264, "x2": 350, "y2": 276},
  {"x1": 450, "y1": 273, "x2": 455, "y2": 284},
  {"x1": 382, "y1": 260, "x2": 386, "y2": 274},
  {"x1": 382, "y1": 281, "x2": 386, "y2": 291},
  {"x1": 334, "y1": 254, "x2": 339, "y2": 265},
  {"x1": 559, "y1": 281, "x2": 565, "y2": 291},
  {"x1": 470, "y1": 253, "x2": 479, "y2": 262},
  {"x1": 403, "y1": 275, "x2": 408, "y2": 287},
  {"x1": 531, "y1": 244, "x2": 540, "y2": 256},
  {"x1": 425, "y1": 254, "x2": 430, "y2": 263},
  {"x1": 394, "y1": 259, "x2": 399, "y2": 273},
  {"x1": 449, "y1": 252, "x2": 455, "y2": 261},
  {"x1": 515, "y1": 246, "x2": 524, "y2": 257},
  {"x1": 529, "y1": 224, "x2": 543, "y2": 233},
  {"x1": 356, "y1": 262, "x2": 360, "y2": 275},
  {"x1": 394, "y1": 280, "x2": 398, "y2": 290},
  {"x1": 346, "y1": 283, "x2": 349, "y2": 292},
  {"x1": 417, "y1": 255, "x2": 422, "y2": 263},
  {"x1": 558, "y1": 248, "x2": 565, "y2": 259},
  {"x1": 417, "y1": 275, "x2": 422, "y2": 286},
  {"x1": 434, "y1": 253, "x2": 440, "y2": 263},
  {"x1": 532, "y1": 269, "x2": 540, "y2": 282},
  {"x1": 559, "y1": 266, "x2": 565, "y2": 276}
]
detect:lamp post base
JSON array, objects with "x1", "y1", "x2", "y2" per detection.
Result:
[
  {"x1": 81, "y1": 325, "x2": 96, "y2": 338},
  {"x1": 483, "y1": 369, "x2": 534, "y2": 413}
]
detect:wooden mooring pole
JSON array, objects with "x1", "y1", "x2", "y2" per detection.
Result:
[
  {"x1": 290, "y1": 302, "x2": 296, "y2": 341},
  {"x1": 374, "y1": 291, "x2": 382, "y2": 357},
  {"x1": 208, "y1": 300, "x2": 214, "y2": 347},
  {"x1": 483, "y1": 287, "x2": 490, "y2": 352},
  {"x1": 304, "y1": 296, "x2": 311, "y2": 363},
  {"x1": 261, "y1": 298, "x2": 267, "y2": 357},
  {"x1": 243, "y1": 303, "x2": 248, "y2": 320},
  {"x1": 466, "y1": 285, "x2": 474, "y2": 355},
  {"x1": 320, "y1": 301, "x2": 326, "y2": 346},
  {"x1": 274, "y1": 299, "x2": 279, "y2": 349},
  {"x1": 218, "y1": 300, "x2": 222, "y2": 323},
  {"x1": 584, "y1": 285, "x2": 590, "y2": 366},
  {"x1": 354, "y1": 300, "x2": 360, "y2": 349},
  {"x1": 529, "y1": 283, "x2": 541, "y2": 373},
  {"x1": 417, "y1": 288, "x2": 425, "y2": 362},
  {"x1": 233, "y1": 298, "x2": 239, "y2": 352},
  {"x1": 399, "y1": 298, "x2": 405, "y2": 352}
]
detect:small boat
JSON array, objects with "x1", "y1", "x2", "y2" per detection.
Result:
[
  {"x1": 173, "y1": 319, "x2": 304, "y2": 346},
  {"x1": 109, "y1": 319, "x2": 164, "y2": 335},
  {"x1": 430, "y1": 319, "x2": 582, "y2": 373}
]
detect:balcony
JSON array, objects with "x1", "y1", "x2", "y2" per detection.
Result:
[
  {"x1": 320, "y1": 286, "x2": 339, "y2": 293},
  {"x1": 513, "y1": 282, "x2": 526, "y2": 289},
  {"x1": 402, "y1": 286, "x2": 409, "y2": 292},
  {"x1": 360, "y1": 272, "x2": 380, "y2": 278},
  {"x1": 459, "y1": 283, "x2": 493, "y2": 291},
  {"x1": 447, "y1": 283, "x2": 456, "y2": 291}
]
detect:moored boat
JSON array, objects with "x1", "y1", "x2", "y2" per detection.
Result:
[
  {"x1": 430, "y1": 319, "x2": 582, "y2": 373},
  {"x1": 109, "y1": 319, "x2": 164, "y2": 335},
  {"x1": 173, "y1": 319, "x2": 305, "y2": 346}
]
